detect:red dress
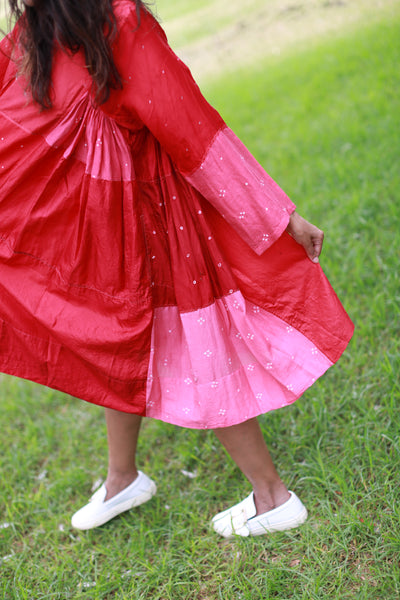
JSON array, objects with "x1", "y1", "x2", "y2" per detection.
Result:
[{"x1": 0, "y1": 2, "x2": 353, "y2": 428}]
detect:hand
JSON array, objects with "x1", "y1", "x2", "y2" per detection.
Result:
[{"x1": 286, "y1": 211, "x2": 324, "y2": 264}]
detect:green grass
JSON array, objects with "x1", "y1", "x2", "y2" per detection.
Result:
[{"x1": 1, "y1": 10, "x2": 400, "y2": 600}]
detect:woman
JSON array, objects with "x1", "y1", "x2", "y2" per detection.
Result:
[{"x1": 0, "y1": 0, "x2": 353, "y2": 537}]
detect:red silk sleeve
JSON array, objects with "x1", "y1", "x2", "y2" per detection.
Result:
[{"x1": 107, "y1": 3, "x2": 296, "y2": 254}]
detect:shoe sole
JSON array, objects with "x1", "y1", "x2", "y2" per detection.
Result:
[{"x1": 72, "y1": 481, "x2": 157, "y2": 530}]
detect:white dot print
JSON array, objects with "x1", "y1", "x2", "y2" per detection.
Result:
[{"x1": 204, "y1": 350, "x2": 212, "y2": 357}]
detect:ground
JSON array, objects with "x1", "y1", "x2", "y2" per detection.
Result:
[{"x1": 156, "y1": 0, "x2": 399, "y2": 83}]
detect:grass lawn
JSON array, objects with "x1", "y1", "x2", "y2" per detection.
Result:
[{"x1": 1, "y1": 4, "x2": 400, "y2": 600}]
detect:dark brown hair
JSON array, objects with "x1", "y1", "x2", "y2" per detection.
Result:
[{"x1": 7, "y1": 0, "x2": 147, "y2": 108}]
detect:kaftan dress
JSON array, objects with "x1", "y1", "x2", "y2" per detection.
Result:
[{"x1": 0, "y1": 2, "x2": 353, "y2": 428}]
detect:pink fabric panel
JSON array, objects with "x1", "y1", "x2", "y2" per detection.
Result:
[
  {"x1": 45, "y1": 96, "x2": 135, "y2": 182},
  {"x1": 146, "y1": 291, "x2": 332, "y2": 428},
  {"x1": 185, "y1": 127, "x2": 296, "y2": 256}
]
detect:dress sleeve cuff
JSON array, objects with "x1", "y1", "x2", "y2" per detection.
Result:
[{"x1": 184, "y1": 126, "x2": 296, "y2": 255}]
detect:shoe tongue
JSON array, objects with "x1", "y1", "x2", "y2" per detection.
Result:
[
  {"x1": 243, "y1": 492, "x2": 257, "y2": 519},
  {"x1": 90, "y1": 484, "x2": 107, "y2": 503},
  {"x1": 229, "y1": 493, "x2": 257, "y2": 536}
]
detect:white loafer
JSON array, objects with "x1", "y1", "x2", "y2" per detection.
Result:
[
  {"x1": 71, "y1": 471, "x2": 157, "y2": 530},
  {"x1": 212, "y1": 491, "x2": 308, "y2": 538}
]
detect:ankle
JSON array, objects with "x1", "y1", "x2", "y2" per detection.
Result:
[
  {"x1": 105, "y1": 469, "x2": 138, "y2": 500},
  {"x1": 253, "y1": 480, "x2": 290, "y2": 515}
]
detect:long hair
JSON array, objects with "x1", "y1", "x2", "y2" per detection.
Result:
[{"x1": 7, "y1": 0, "x2": 147, "y2": 108}]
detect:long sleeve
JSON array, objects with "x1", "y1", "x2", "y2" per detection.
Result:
[{"x1": 109, "y1": 2, "x2": 296, "y2": 255}]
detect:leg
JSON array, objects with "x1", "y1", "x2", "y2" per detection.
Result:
[
  {"x1": 104, "y1": 407, "x2": 142, "y2": 500},
  {"x1": 71, "y1": 408, "x2": 155, "y2": 530},
  {"x1": 213, "y1": 417, "x2": 290, "y2": 515}
]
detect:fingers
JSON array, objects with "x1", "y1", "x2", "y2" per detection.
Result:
[
  {"x1": 309, "y1": 230, "x2": 324, "y2": 264},
  {"x1": 306, "y1": 242, "x2": 319, "y2": 264}
]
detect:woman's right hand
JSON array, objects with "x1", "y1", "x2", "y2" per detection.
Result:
[{"x1": 286, "y1": 211, "x2": 324, "y2": 264}]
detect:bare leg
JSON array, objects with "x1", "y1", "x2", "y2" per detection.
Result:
[
  {"x1": 104, "y1": 408, "x2": 142, "y2": 500},
  {"x1": 213, "y1": 417, "x2": 290, "y2": 515}
]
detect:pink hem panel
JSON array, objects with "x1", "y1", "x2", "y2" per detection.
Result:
[
  {"x1": 145, "y1": 291, "x2": 332, "y2": 429},
  {"x1": 45, "y1": 95, "x2": 135, "y2": 182},
  {"x1": 185, "y1": 127, "x2": 296, "y2": 256}
]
